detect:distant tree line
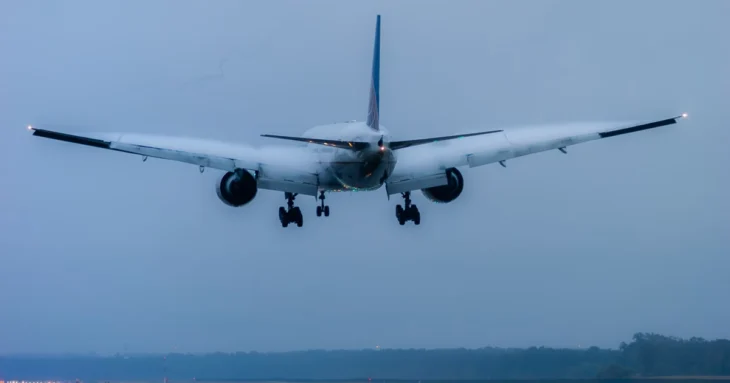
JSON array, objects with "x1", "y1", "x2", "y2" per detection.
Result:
[
  {"x1": 614, "y1": 333, "x2": 730, "y2": 377},
  {"x1": 1, "y1": 333, "x2": 729, "y2": 380}
]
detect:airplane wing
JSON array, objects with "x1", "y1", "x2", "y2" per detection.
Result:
[
  {"x1": 28, "y1": 126, "x2": 322, "y2": 196},
  {"x1": 387, "y1": 114, "x2": 688, "y2": 195}
]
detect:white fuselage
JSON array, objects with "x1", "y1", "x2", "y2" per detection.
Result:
[{"x1": 301, "y1": 121, "x2": 397, "y2": 191}]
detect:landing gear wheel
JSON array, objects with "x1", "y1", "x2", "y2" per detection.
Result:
[
  {"x1": 293, "y1": 207, "x2": 303, "y2": 227},
  {"x1": 279, "y1": 207, "x2": 288, "y2": 227},
  {"x1": 395, "y1": 192, "x2": 421, "y2": 225},
  {"x1": 280, "y1": 193, "x2": 303, "y2": 228},
  {"x1": 317, "y1": 191, "x2": 330, "y2": 218},
  {"x1": 396, "y1": 205, "x2": 405, "y2": 225},
  {"x1": 411, "y1": 205, "x2": 420, "y2": 225}
]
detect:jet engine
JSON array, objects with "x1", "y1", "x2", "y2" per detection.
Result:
[
  {"x1": 421, "y1": 167, "x2": 464, "y2": 203},
  {"x1": 216, "y1": 170, "x2": 258, "y2": 207}
]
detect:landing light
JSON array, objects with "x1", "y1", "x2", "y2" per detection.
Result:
[
  {"x1": 27, "y1": 125, "x2": 34, "y2": 131},
  {"x1": 681, "y1": 112, "x2": 688, "y2": 118},
  {"x1": 380, "y1": 145, "x2": 385, "y2": 151}
]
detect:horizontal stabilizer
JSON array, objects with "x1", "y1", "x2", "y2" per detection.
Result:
[
  {"x1": 261, "y1": 134, "x2": 370, "y2": 150},
  {"x1": 389, "y1": 129, "x2": 503, "y2": 150}
]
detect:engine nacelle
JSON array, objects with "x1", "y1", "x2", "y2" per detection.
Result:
[
  {"x1": 216, "y1": 170, "x2": 258, "y2": 207},
  {"x1": 421, "y1": 167, "x2": 464, "y2": 203}
]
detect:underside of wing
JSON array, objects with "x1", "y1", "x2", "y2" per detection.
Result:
[
  {"x1": 389, "y1": 114, "x2": 689, "y2": 193},
  {"x1": 30, "y1": 127, "x2": 248, "y2": 171},
  {"x1": 29, "y1": 126, "x2": 322, "y2": 195}
]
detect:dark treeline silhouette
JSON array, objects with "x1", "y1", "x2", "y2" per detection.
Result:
[
  {"x1": 1, "y1": 333, "x2": 729, "y2": 380},
  {"x1": 616, "y1": 333, "x2": 730, "y2": 377}
]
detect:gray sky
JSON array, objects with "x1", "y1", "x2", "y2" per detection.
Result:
[{"x1": 1, "y1": 0, "x2": 729, "y2": 354}]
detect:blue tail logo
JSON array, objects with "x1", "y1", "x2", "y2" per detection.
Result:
[{"x1": 366, "y1": 15, "x2": 381, "y2": 132}]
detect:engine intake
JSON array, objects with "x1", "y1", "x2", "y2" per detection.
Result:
[
  {"x1": 421, "y1": 167, "x2": 464, "y2": 203},
  {"x1": 216, "y1": 170, "x2": 258, "y2": 207}
]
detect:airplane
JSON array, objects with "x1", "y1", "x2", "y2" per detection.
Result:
[{"x1": 29, "y1": 14, "x2": 688, "y2": 228}]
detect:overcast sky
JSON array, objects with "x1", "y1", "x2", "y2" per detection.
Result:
[{"x1": 1, "y1": 0, "x2": 729, "y2": 355}]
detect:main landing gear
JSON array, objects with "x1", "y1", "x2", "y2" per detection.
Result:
[
  {"x1": 316, "y1": 191, "x2": 330, "y2": 217},
  {"x1": 396, "y1": 191, "x2": 420, "y2": 225},
  {"x1": 279, "y1": 192, "x2": 303, "y2": 227}
]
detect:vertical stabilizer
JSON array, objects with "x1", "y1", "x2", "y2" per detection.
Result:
[{"x1": 366, "y1": 15, "x2": 381, "y2": 132}]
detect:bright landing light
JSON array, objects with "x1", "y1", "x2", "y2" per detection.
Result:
[
  {"x1": 681, "y1": 113, "x2": 688, "y2": 118},
  {"x1": 27, "y1": 125, "x2": 34, "y2": 131}
]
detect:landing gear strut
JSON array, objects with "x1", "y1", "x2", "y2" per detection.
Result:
[
  {"x1": 396, "y1": 191, "x2": 420, "y2": 225},
  {"x1": 316, "y1": 191, "x2": 330, "y2": 217},
  {"x1": 279, "y1": 192, "x2": 303, "y2": 227}
]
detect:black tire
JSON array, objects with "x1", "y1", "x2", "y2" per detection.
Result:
[
  {"x1": 316, "y1": 206, "x2": 322, "y2": 217},
  {"x1": 396, "y1": 205, "x2": 406, "y2": 225},
  {"x1": 293, "y1": 207, "x2": 303, "y2": 227},
  {"x1": 324, "y1": 205, "x2": 330, "y2": 217},
  {"x1": 279, "y1": 207, "x2": 288, "y2": 227},
  {"x1": 410, "y1": 205, "x2": 420, "y2": 225}
]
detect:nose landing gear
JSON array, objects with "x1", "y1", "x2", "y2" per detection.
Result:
[
  {"x1": 316, "y1": 191, "x2": 330, "y2": 217},
  {"x1": 395, "y1": 191, "x2": 420, "y2": 225},
  {"x1": 279, "y1": 192, "x2": 303, "y2": 227}
]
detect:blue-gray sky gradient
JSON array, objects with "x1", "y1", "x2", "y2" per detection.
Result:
[{"x1": 1, "y1": 0, "x2": 729, "y2": 354}]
